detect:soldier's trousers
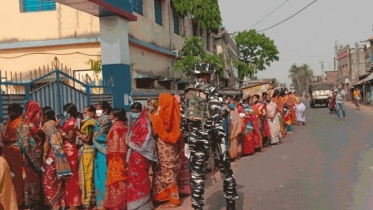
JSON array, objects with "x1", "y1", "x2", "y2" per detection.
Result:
[{"x1": 188, "y1": 129, "x2": 238, "y2": 210}]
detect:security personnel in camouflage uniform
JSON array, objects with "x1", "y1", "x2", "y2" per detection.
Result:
[{"x1": 180, "y1": 63, "x2": 238, "y2": 210}]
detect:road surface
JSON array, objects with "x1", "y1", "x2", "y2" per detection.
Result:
[{"x1": 159, "y1": 100, "x2": 373, "y2": 210}]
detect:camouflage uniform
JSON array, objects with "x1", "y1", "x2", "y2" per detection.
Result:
[{"x1": 180, "y1": 64, "x2": 238, "y2": 210}]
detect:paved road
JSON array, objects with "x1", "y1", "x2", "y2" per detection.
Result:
[{"x1": 162, "y1": 100, "x2": 373, "y2": 210}]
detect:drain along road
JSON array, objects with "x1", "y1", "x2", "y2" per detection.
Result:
[{"x1": 170, "y1": 100, "x2": 373, "y2": 210}]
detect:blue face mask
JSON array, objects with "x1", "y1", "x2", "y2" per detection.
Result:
[
  {"x1": 63, "y1": 111, "x2": 70, "y2": 120},
  {"x1": 243, "y1": 104, "x2": 249, "y2": 108},
  {"x1": 131, "y1": 112, "x2": 140, "y2": 119},
  {"x1": 229, "y1": 103, "x2": 235, "y2": 110}
]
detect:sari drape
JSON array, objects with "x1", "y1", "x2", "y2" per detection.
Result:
[
  {"x1": 0, "y1": 156, "x2": 17, "y2": 210},
  {"x1": 150, "y1": 93, "x2": 181, "y2": 205},
  {"x1": 177, "y1": 137, "x2": 191, "y2": 195},
  {"x1": 1, "y1": 116, "x2": 24, "y2": 206},
  {"x1": 42, "y1": 120, "x2": 72, "y2": 209},
  {"x1": 104, "y1": 121, "x2": 128, "y2": 209},
  {"x1": 78, "y1": 118, "x2": 96, "y2": 208},
  {"x1": 266, "y1": 102, "x2": 281, "y2": 144},
  {"x1": 127, "y1": 106, "x2": 157, "y2": 210},
  {"x1": 62, "y1": 118, "x2": 82, "y2": 207},
  {"x1": 228, "y1": 109, "x2": 242, "y2": 159},
  {"x1": 241, "y1": 106, "x2": 256, "y2": 155},
  {"x1": 93, "y1": 115, "x2": 112, "y2": 207}
]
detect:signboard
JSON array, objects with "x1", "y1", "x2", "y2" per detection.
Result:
[{"x1": 241, "y1": 83, "x2": 273, "y2": 99}]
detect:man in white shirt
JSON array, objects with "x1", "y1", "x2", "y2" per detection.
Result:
[{"x1": 334, "y1": 84, "x2": 346, "y2": 120}]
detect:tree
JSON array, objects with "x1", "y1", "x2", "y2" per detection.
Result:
[
  {"x1": 288, "y1": 63, "x2": 314, "y2": 94},
  {"x1": 172, "y1": 36, "x2": 225, "y2": 79},
  {"x1": 86, "y1": 55, "x2": 102, "y2": 74},
  {"x1": 234, "y1": 29, "x2": 279, "y2": 79},
  {"x1": 172, "y1": 0, "x2": 222, "y2": 31}
]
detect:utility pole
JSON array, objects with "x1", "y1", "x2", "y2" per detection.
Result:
[{"x1": 319, "y1": 61, "x2": 324, "y2": 83}]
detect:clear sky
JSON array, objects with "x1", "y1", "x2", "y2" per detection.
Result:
[{"x1": 219, "y1": 0, "x2": 373, "y2": 86}]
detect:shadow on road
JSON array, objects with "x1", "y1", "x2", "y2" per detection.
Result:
[{"x1": 205, "y1": 184, "x2": 245, "y2": 210}]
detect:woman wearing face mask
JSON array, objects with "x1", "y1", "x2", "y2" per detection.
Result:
[
  {"x1": 2, "y1": 102, "x2": 43, "y2": 208},
  {"x1": 103, "y1": 108, "x2": 128, "y2": 209},
  {"x1": 147, "y1": 99, "x2": 158, "y2": 115},
  {"x1": 228, "y1": 103, "x2": 242, "y2": 161},
  {"x1": 127, "y1": 102, "x2": 158, "y2": 210},
  {"x1": 93, "y1": 101, "x2": 112, "y2": 208},
  {"x1": 75, "y1": 105, "x2": 96, "y2": 208},
  {"x1": 57, "y1": 103, "x2": 82, "y2": 209},
  {"x1": 253, "y1": 94, "x2": 270, "y2": 149},
  {"x1": 41, "y1": 107, "x2": 72, "y2": 209},
  {"x1": 241, "y1": 99, "x2": 255, "y2": 156}
]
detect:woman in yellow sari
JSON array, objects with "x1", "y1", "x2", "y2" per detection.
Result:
[{"x1": 76, "y1": 105, "x2": 96, "y2": 208}]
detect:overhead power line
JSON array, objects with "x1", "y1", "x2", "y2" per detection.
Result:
[
  {"x1": 258, "y1": 0, "x2": 318, "y2": 33},
  {"x1": 251, "y1": 0, "x2": 291, "y2": 29}
]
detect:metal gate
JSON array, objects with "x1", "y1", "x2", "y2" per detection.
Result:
[{"x1": 0, "y1": 69, "x2": 113, "y2": 122}]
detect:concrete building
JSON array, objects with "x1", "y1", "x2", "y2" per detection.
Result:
[
  {"x1": 0, "y1": 1, "x2": 220, "y2": 100},
  {"x1": 324, "y1": 71, "x2": 338, "y2": 86},
  {"x1": 213, "y1": 28, "x2": 240, "y2": 89}
]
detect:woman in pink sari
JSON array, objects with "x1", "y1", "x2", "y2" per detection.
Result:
[
  {"x1": 127, "y1": 102, "x2": 158, "y2": 210},
  {"x1": 57, "y1": 103, "x2": 82, "y2": 209}
]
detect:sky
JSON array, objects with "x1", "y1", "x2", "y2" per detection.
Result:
[{"x1": 218, "y1": 0, "x2": 373, "y2": 86}]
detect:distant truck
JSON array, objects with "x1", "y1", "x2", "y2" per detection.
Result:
[{"x1": 308, "y1": 83, "x2": 334, "y2": 108}]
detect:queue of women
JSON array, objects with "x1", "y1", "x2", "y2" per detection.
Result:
[
  {"x1": 0, "y1": 93, "x2": 189, "y2": 210},
  {"x1": 221, "y1": 88, "x2": 306, "y2": 160},
  {"x1": 0, "y1": 87, "x2": 306, "y2": 210}
]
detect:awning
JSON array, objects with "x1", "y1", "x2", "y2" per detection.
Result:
[{"x1": 351, "y1": 72, "x2": 373, "y2": 86}]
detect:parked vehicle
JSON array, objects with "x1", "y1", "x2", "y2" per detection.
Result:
[{"x1": 308, "y1": 83, "x2": 334, "y2": 108}]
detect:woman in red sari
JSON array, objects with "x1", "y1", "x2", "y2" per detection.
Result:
[
  {"x1": 253, "y1": 94, "x2": 271, "y2": 149},
  {"x1": 241, "y1": 99, "x2": 255, "y2": 156},
  {"x1": 41, "y1": 106, "x2": 72, "y2": 209},
  {"x1": 57, "y1": 103, "x2": 82, "y2": 209},
  {"x1": 127, "y1": 102, "x2": 158, "y2": 210},
  {"x1": 103, "y1": 108, "x2": 128, "y2": 209}
]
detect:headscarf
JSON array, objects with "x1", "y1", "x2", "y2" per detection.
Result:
[
  {"x1": 127, "y1": 105, "x2": 158, "y2": 163},
  {"x1": 150, "y1": 93, "x2": 181, "y2": 144},
  {"x1": 23, "y1": 100, "x2": 41, "y2": 136}
]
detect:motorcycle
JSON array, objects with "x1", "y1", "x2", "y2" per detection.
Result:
[{"x1": 328, "y1": 92, "x2": 337, "y2": 113}]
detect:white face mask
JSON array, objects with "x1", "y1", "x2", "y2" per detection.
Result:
[
  {"x1": 96, "y1": 110, "x2": 103, "y2": 117},
  {"x1": 83, "y1": 115, "x2": 90, "y2": 121}
]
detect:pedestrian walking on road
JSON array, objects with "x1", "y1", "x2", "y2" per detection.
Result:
[
  {"x1": 353, "y1": 87, "x2": 361, "y2": 110},
  {"x1": 334, "y1": 84, "x2": 347, "y2": 120}
]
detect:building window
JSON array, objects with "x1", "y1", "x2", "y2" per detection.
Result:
[
  {"x1": 192, "y1": 22, "x2": 198, "y2": 36},
  {"x1": 21, "y1": 0, "x2": 56, "y2": 12},
  {"x1": 132, "y1": 0, "x2": 143, "y2": 15},
  {"x1": 154, "y1": 0, "x2": 162, "y2": 26},
  {"x1": 206, "y1": 33, "x2": 210, "y2": 51},
  {"x1": 199, "y1": 28, "x2": 203, "y2": 37},
  {"x1": 173, "y1": 9, "x2": 180, "y2": 35}
]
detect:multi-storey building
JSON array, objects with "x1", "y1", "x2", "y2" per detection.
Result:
[{"x1": 0, "y1": 0, "x2": 220, "y2": 101}]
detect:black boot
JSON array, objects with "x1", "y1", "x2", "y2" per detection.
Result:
[{"x1": 226, "y1": 199, "x2": 236, "y2": 210}]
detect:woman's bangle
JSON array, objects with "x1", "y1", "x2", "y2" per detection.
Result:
[{"x1": 62, "y1": 132, "x2": 66, "y2": 136}]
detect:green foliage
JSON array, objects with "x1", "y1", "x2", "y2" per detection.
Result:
[
  {"x1": 172, "y1": 36, "x2": 225, "y2": 78},
  {"x1": 288, "y1": 63, "x2": 314, "y2": 93},
  {"x1": 233, "y1": 60, "x2": 255, "y2": 80},
  {"x1": 86, "y1": 55, "x2": 102, "y2": 74},
  {"x1": 235, "y1": 29, "x2": 279, "y2": 79},
  {"x1": 172, "y1": 0, "x2": 222, "y2": 31}
]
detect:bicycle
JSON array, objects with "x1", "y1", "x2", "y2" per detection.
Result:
[{"x1": 355, "y1": 97, "x2": 361, "y2": 110}]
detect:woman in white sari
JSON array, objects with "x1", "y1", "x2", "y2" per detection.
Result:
[{"x1": 295, "y1": 100, "x2": 306, "y2": 125}]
